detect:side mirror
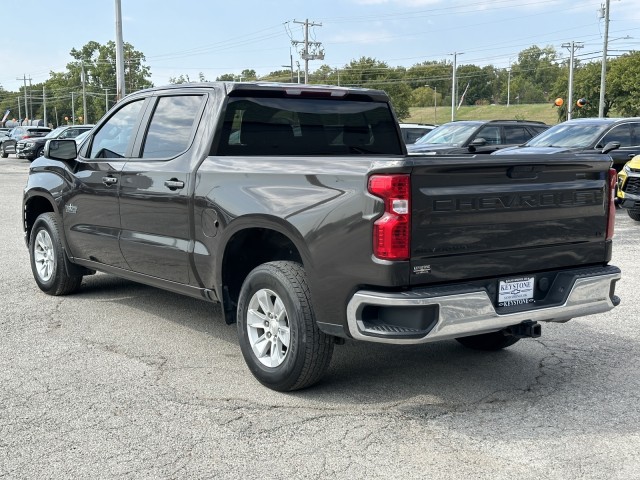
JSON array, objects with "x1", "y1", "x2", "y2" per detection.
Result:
[
  {"x1": 468, "y1": 137, "x2": 486, "y2": 152},
  {"x1": 44, "y1": 139, "x2": 77, "y2": 161},
  {"x1": 602, "y1": 141, "x2": 620, "y2": 154},
  {"x1": 470, "y1": 137, "x2": 487, "y2": 147}
]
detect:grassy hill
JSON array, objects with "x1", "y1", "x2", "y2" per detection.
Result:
[{"x1": 405, "y1": 103, "x2": 562, "y2": 126}]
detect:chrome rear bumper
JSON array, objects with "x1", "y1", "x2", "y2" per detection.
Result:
[{"x1": 346, "y1": 267, "x2": 621, "y2": 345}]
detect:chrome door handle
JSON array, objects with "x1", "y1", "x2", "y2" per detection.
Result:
[
  {"x1": 164, "y1": 179, "x2": 185, "y2": 190},
  {"x1": 102, "y1": 176, "x2": 118, "y2": 186}
]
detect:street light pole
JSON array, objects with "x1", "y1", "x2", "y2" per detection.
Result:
[
  {"x1": 562, "y1": 41, "x2": 583, "y2": 121},
  {"x1": 115, "y1": 0, "x2": 126, "y2": 101},
  {"x1": 450, "y1": 52, "x2": 463, "y2": 122},
  {"x1": 434, "y1": 85, "x2": 437, "y2": 124},
  {"x1": 507, "y1": 59, "x2": 511, "y2": 107},
  {"x1": 598, "y1": 0, "x2": 610, "y2": 118}
]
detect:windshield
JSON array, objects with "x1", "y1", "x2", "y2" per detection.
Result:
[
  {"x1": 414, "y1": 123, "x2": 477, "y2": 146},
  {"x1": 525, "y1": 123, "x2": 611, "y2": 148},
  {"x1": 44, "y1": 127, "x2": 67, "y2": 139}
]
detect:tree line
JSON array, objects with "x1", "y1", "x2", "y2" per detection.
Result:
[{"x1": 1, "y1": 41, "x2": 639, "y2": 126}]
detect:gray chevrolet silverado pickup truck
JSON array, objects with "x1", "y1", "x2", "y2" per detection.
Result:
[{"x1": 23, "y1": 82, "x2": 621, "y2": 391}]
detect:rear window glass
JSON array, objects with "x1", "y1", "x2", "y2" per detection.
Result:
[
  {"x1": 216, "y1": 96, "x2": 402, "y2": 156},
  {"x1": 26, "y1": 129, "x2": 50, "y2": 137}
]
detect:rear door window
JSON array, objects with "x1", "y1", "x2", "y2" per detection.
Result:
[
  {"x1": 141, "y1": 95, "x2": 204, "y2": 158},
  {"x1": 504, "y1": 126, "x2": 531, "y2": 144}
]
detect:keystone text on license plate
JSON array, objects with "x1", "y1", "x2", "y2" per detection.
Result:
[{"x1": 498, "y1": 277, "x2": 535, "y2": 307}]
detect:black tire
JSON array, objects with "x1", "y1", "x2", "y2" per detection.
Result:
[
  {"x1": 29, "y1": 212, "x2": 83, "y2": 295},
  {"x1": 456, "y1": 330, "x2": 520, "y2": 351},
  {"x1": 35, "y1": 146, "x2": 44, "y2": 158},
  {"x1": 1, "y1": 146, "x2": 7, "y2": 158},
  {"x1": 237, "y1": 261, "x2": 334, "y2": 391},
  {"x1": 627, "y1": 209, "x2": 640, "y2": 222}
]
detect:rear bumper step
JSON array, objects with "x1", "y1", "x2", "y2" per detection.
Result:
[{"x1": 346, "y1": 265, "x2": 621, "y2": 345}]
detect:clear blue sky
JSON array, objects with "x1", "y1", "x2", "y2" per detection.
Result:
[{"x1": 1, "y1": 0, "x2": 638, "y2": 92}]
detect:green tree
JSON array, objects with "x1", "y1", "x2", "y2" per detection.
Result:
[
  {"x1": 261, "y1": 69, "x2": 294, "y2": 83},
  {"x1": 27, "y1": 40, "x2": 153, "y2": 126},
  {"x1": 309, "y1": 64, "x2": 337, "y2": 84},
  {"x1": 568, "y1": 61, "x2": 603, "y2": 118},
  {"x1": 338, "y1": 57, "x2": 412, "y2": 119},
  {"x1": 405, "y1": 61, "x2": 451, "y2": 93},
  {"x1": 608, "y1": 51, "x2": 640, "y2": 117},
  {"x1": 240, "y1": 69, "x2": 257, "y2": 81},
  {"x1": 509, "y1": 45, "x2": 561, "y2": 104},
  {"x1": 169, "y1": 74, "x2": 192, "y2": 84}
]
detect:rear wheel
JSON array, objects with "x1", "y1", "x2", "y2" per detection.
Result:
[
  {"x1": 29, "y1": 213, "x2": 83, "y2": 295},
  {"x1": 627, "y1": 209, "x2": 640, "y2": 222},
  {"x1": 456, "y1": 331, "x2": 520, "y2": 351},
  {"x1": 237, "y1": 261, "x2": 334, "y2": 391}
]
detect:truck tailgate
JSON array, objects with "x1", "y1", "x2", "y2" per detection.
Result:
[{"x1": 409, "y1": 154, "x2": 612, "y2": 286}]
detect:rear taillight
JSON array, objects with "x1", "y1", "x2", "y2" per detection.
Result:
[
  {"x1": 22, "y1": 135, "x2": 30, "y2": 139},
  {"x1": 607, "y1": 168, "x2": 616, "y2": 240},
  {"x1": 368, "y1": 174, "x2": 410, "y2": 260}
]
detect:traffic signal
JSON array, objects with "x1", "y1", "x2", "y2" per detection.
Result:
[{"x1": 576, "y1": 98, "x2": 587, "y2": 108}]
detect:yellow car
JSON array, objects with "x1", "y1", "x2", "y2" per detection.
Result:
[{"x1": 617, "y1": 154, "x2": 640, "y2": 221}]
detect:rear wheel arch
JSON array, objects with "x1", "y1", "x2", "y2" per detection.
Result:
[{"x1": 219, "y1": 224, "x2": 308, "y2": 325}]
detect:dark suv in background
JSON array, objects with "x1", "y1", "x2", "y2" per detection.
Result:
[
  {"x1": 16, "y1": 124, "x2": 93, "y2": 161},
  {"x1": 407, "y1": 119, "x2": 548, "y2": 155},
  {"x1": 493, "y1": 117, "x2": 640, "y2": 171},
  {"x1": 1, "y1": 126, "x2": 51, "y2": 158}
]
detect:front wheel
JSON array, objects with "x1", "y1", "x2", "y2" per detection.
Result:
[
  {"x1": 237, "y1": 261, "x2": 334, "y2": 391},
  {"x1": 627, "y1": 209, "x2": 640, "y2": 222},
  {"x1": 456, "y1": 331, "x2": 520, "y2": 351},
  {"x1": 29, "y1": 213, "x2": 83, "y2": 295},
  {"x1": 0, "y1": 146, "x2": 7, "y2": 158}
]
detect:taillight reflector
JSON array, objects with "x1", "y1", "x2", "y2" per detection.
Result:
[
  {"x1": 607, "y1": 168, "x2": 616, "y2": 240},
  {"x1": 368, "y1": 174, "x2": 410, "y2": 260}
]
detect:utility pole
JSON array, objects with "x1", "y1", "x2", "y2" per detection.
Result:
[
  {"x1": 105, "y1": 88, "x2": 109, "y2": 115},
  {"x1": 16, "y1": 75, "x2": 30, "y2": 123},
  {"x1": 28, "y1": 77, "x2": 33, "y2": 122},
  {"x1": 434, "y1": 85, "x2": 437, "y2": 123},
  {"x1": 599, "y1": 0, "x2": 610, "y2": 118},
  {"x1": 43, "y1": 87, "x2": 47, "y2": 128},
  {"x1": 562, "y1": 41, "x2": 584, "y2": 120},
  {"x1": 507, "y1": 60, "x2": 511, "y2": 107},
  {"x1": 81, "y1": 62, "x2": 88, "y2": 124},
  {"x1": 71, "y1": 92, "x2": 76, "y2": 125},
  {"x1": 115, "y1": 0, "x2": 126, "y2": 101},
  {"x1": 450, "y1": 52, "x2": 463, "y2": 121},
  {"x1": 292, "y1": 19, "x2": 324, "y2": 84}
]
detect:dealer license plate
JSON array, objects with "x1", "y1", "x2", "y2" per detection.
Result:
[{"x1": 497, "y1": 277, "x2": 535, "y2": 307}]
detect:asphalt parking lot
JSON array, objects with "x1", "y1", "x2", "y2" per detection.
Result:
[{"x1": 1, "y1": 154, "x2": 639, "y2": 479}]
